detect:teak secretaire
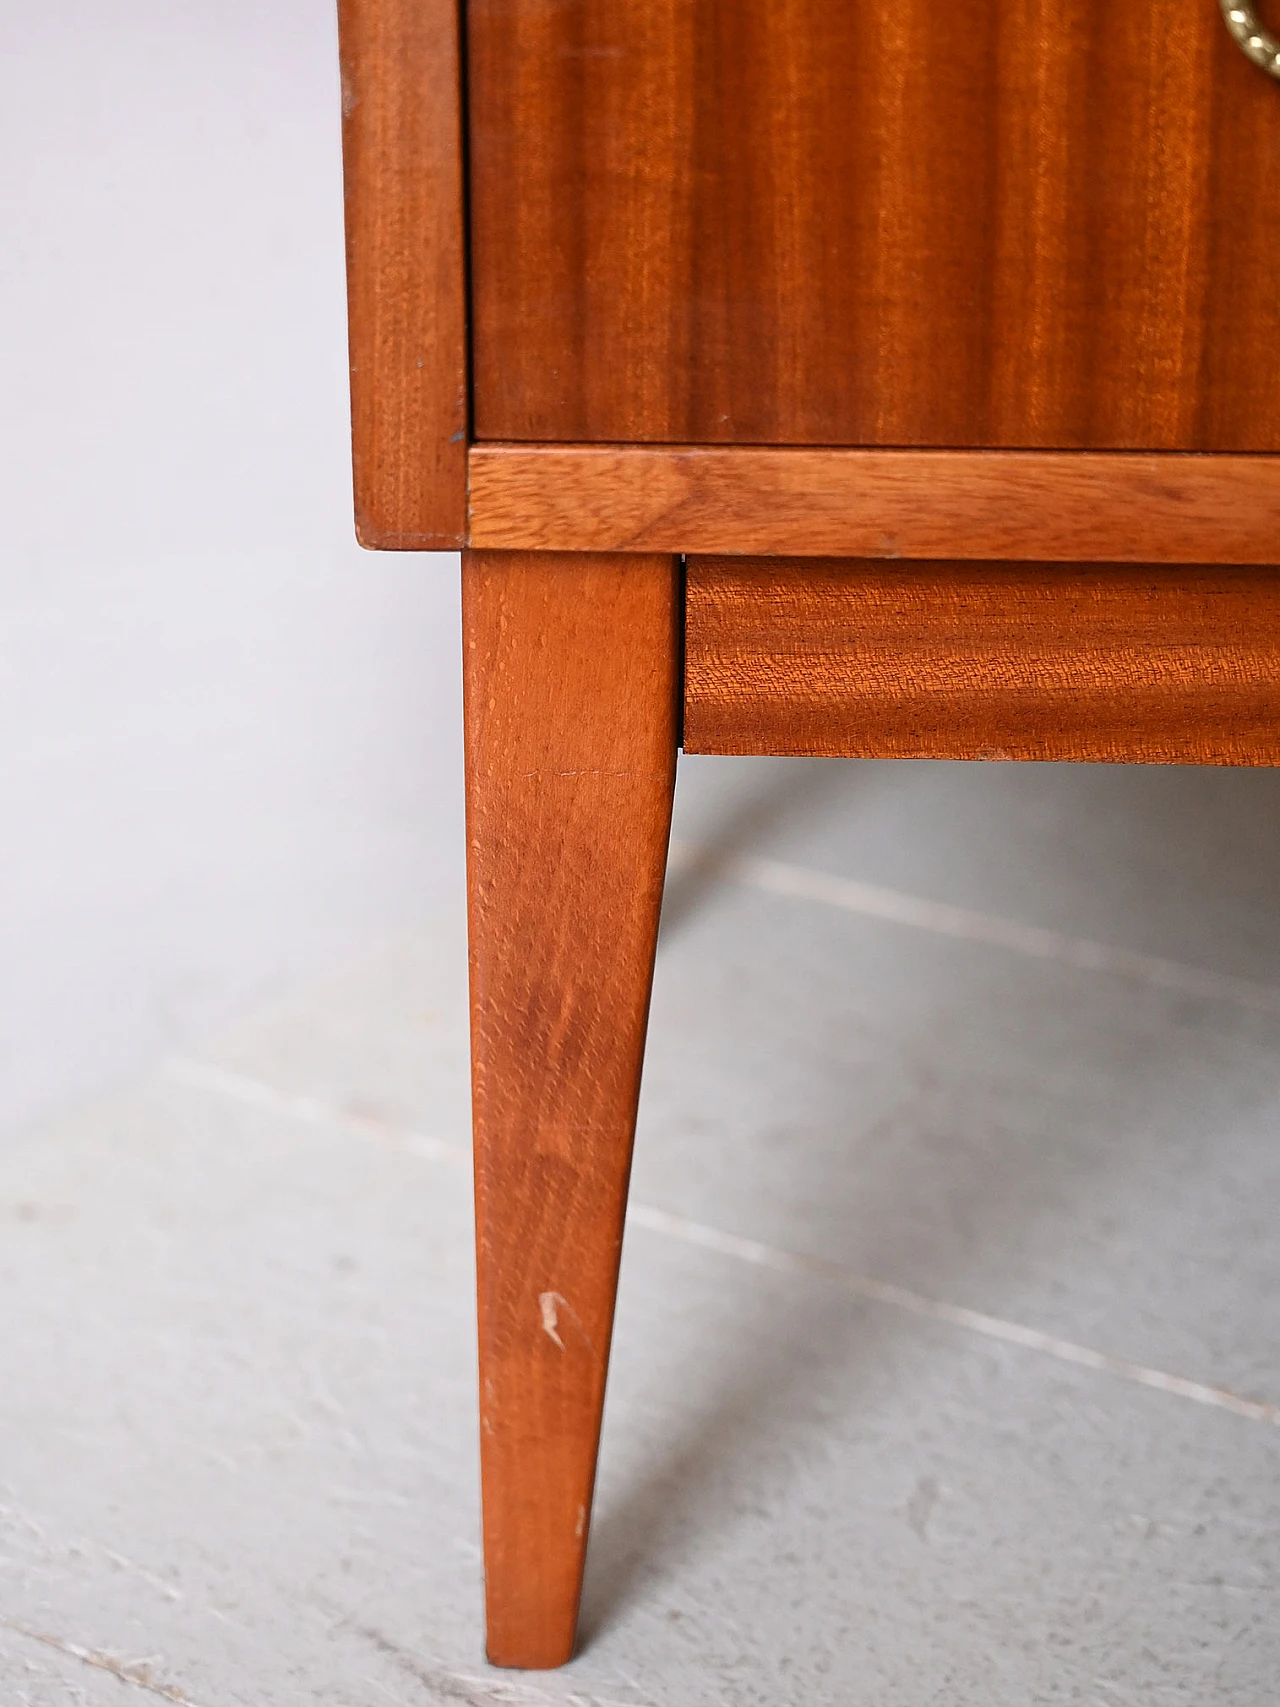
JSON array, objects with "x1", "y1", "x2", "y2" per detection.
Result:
[{"x1": 337, "y1": 0, "x2": 1280, "y2": 1667}]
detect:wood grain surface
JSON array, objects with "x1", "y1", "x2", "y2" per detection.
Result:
[
  {"x1": 338, "y1": 0, "x2": 467, "y2": 547},
  {"x1": 685, "y1": 556, "x2": 1280, "y2": 763},
  {"x1": 467, "y1": 444, "x2": 1280, "y2": 563},
  {"x1": 463, "y1": 550, "x2": 679, "y2": 1667},
  {"x1": 467, "y1": 0, "x2": 1280, "y2": 450}
]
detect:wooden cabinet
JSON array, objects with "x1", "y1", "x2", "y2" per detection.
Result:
[
  {"x1": 341, "y1": 0, "x2": 1280, "y2": 554},
  {"x1": 338, "y1": 0, "x2": 1280, "y2": 1672}
]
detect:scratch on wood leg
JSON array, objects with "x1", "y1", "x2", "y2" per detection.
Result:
[{"x1": 538, "y1": 1291, "x2": 566, "y2": 1350}]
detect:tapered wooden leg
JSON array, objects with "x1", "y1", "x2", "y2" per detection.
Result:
[{"x1": 462, "y1": 550, "x2": 680, "y2": 1669}]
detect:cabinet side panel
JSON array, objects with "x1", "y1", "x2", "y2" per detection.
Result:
[{"x1": 339, "y1": 0, "x2": 468, "y2": 547}]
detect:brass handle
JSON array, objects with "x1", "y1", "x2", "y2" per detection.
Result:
[{"x1": 1219, "y1": 2, "x2": 1280, "y2": 77}]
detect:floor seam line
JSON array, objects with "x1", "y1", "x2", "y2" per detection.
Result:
[
  {"x1": 162, "y1": 1058, "x2": 1280, "y2": 1429},
  {"x1": 0, "y1": 1617, "x2": 209, "y2": 1707},
  {"x1": 667, "y1": 839, "x2": 1280, "y2": 1014},
  {"x1": 625, "y1": 1202, "x2": 1280, "y2": 1426}
]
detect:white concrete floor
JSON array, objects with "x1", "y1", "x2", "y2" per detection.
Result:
[
  {"x1": 2, "y1": 4, "x2": 1279, "y2": 1703},
  {"x1": 4, "y1": 759, "x2": 1280, "y2": 1705}
]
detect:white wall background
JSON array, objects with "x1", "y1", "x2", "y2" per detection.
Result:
[{"x1": 0, "y1": 1, "x2": 464, "y2": 1143}]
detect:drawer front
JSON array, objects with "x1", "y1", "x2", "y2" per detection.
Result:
[
  {"x1": 468, "y1": 0, "x2": 1280, "y2": 451},
  {"x1": 684, "y1": 557, "x2": 1280, "y2": 764}
]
